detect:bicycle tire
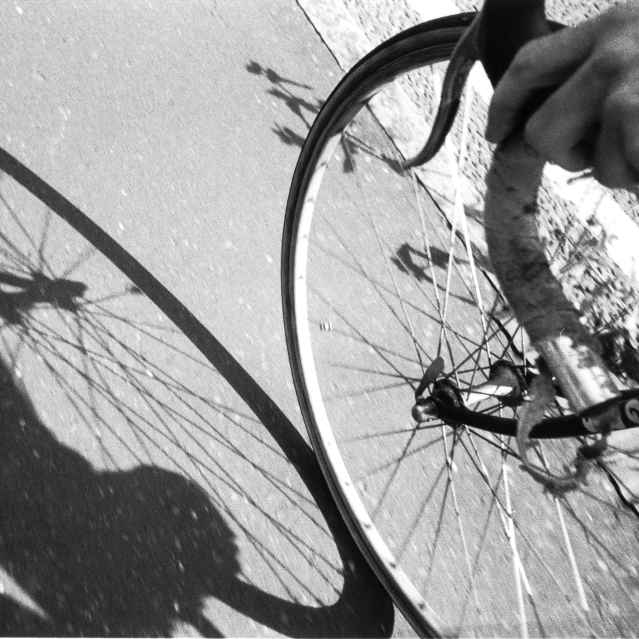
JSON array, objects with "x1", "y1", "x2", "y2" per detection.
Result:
[{"x1": 283, "y1": 12, "x2": 639, "y2": 638}]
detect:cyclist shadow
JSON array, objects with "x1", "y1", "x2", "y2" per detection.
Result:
[
  {"x1": 0, "y1": 362, "x2": 237, "y2": 636},
  {"x1": 0, "y1": 148, "x2": 395, "y2": 637}
]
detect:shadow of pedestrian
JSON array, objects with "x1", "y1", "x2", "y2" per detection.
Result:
[
  {"x1": 248, "y1": 61, "x2": 403, "y2": 175},
  {"x1": 0, "y1": 147, "x2": 397, "y2": 637}
]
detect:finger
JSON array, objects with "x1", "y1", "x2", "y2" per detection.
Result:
[
  {"x1": 523, "y1": 59, "x2": 610, "y2": 171},
  {"x1": 593, "y1": 90, "x2": 639, "y2": 188},
  {"x1": 486, "y1": 20, "x2": 597, "y2": 143},
  {"x1": 592, "y1": 120, "x2": 635, "y2": 188},
  {"x1": 619, "y1": 88, "x2": 639, "y2": 187}
]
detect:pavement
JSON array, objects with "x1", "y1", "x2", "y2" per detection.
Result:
[{"x1": 0, "y1": 0, "x2": 635, "y2": 637}]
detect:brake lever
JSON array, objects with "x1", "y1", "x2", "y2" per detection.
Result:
[
  {"x1": 405, "y1": 0, "x2": 554, "y2": 169},
  {"x1": 403, "y1": 11, "x2": 483, "y2": 169}
]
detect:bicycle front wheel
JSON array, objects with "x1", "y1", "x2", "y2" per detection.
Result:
[{"x1": 282, "y1": 13, "x2": 639, "y2": 638}]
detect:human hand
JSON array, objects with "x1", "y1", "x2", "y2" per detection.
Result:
[{"x1": 485, "y1": 1, "x2": 639, "y2": 189}]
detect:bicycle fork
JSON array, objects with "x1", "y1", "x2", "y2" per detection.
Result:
[{"x1": 410, "y1": 0, "x2": 639, "y2": 487}]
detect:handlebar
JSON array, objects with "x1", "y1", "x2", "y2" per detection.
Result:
[{"x1": 478, "y1": 0, "x2": 550, "y2": 86}]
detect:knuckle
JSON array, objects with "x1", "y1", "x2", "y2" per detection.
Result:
[
  {"x1": 508, "y1": 41, "x2": 539, "y2": 77},
  {"x1": 597, "y1": 5, "x2": 626, "y2": 29},
  {"x1": 589, "y1": 8, "x2": 639, "y2": 75},
  {"x1": 523, "y1": 120, "x2": 555, "y2": 160},
  {"x1": 595, "y1": 3, "x2": 639, "y2": 37},
  {"x1": 602, "y1": 92, "x2": 624, "y2": 122},
  {"x1": 589, "y1": 45, "x2": 625, "y2": 78},
  {"x1": 624, "y1": 138, "x2": 639, "y2": 170},
  {"x1": 523, "y1": 116, "x2": 544, "y2": 146},
  {"x1": 524, "y1": 117, "x2": 589, "y2": 172},
  {"x1": 604, "y1": 87, "x2": 639, "y2": 123},
  {"x1": 601, "y1": 2, "x2": 639, "y2": 27}
]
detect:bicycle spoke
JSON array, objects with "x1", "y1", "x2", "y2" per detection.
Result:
[{"x1": 284, "y1": 18, "x2": 639, "y2": 636}]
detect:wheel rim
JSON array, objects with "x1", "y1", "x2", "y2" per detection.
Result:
[{"x1": 284, "y1": 25, "x2": 639, "y2": 637}]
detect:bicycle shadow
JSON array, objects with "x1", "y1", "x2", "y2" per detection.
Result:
[{"x1": 0, "y1": 147, "x2": 396, "y2": 637}]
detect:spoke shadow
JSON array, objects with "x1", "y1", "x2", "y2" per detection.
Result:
[{"x1": 0, "y1": 148, "x2": 397, "y2": 637}]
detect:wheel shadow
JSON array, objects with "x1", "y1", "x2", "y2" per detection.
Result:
[{"x1": 0, "y1": 147, "x2": 397, "y2": 637}]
